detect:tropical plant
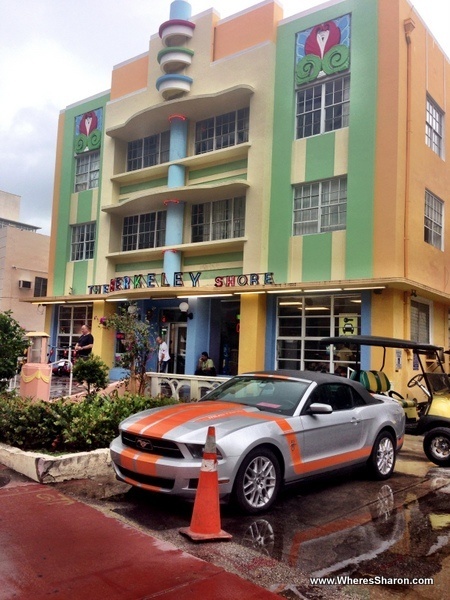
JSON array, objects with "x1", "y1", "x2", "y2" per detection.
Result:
[
  {"x1": 0, "y1": 311, "x2": 29, "y2": 392},
  {"x1": 101, "y1": 304, "x2": 156, "y2": 395}
]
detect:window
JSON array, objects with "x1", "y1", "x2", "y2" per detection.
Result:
[
  {"x1": 57, "y1": 305, "x2": 92, "y2": 361},
  {"x1": 411, "y1": 300, "x2": 430, "y2": 344},
  {"x1": 74, "y1": 151, "x2": 100, "y2": 192},
  {"x1": 293, "y1": 177, "x2": 347, "y2": 235},
  {"x1": 307, "y1": 384, "x2": 359, "y2": 411},
  {"x1": 296, "y1": 75, "x2": 350, "y2": 139},
  {"x1": 127, "y1": 131, "x2": 170, "y2": 171},
  {"x1": 424, "y1": 190, "x2": 443, "y2": 250},
  {"x1": 195, "y1": 108, "x2": 249, "y2": 154},
  {"x1": 71, "y1": 223, "x2": 96, "y2": 261},
  {"x1": 34, "y1": 277, "x2": 47, "y2": 297},
  {"x1": 426, "y1": 97, "x2": 444, "y2": 157},
  {"x1": 191, "y1": 197, "x2": 245, "y2": 242},
  {"x1": 276, "y1": 294, "x2": 361, "y2": 372},
  {"x1": 122, "y1": 211, "x2": 167, "y2": 251}
]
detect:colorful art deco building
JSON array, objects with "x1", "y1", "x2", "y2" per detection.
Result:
[{"x1": 40, "y1": 0, "x2": 450, "y2": 388}]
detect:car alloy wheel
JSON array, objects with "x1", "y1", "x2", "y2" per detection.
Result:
[
  {"x1": 368, "y1": 431, "x2": 395, "y2": 480},
  {"x1": 234, "y1": 447, "x2": 281, "y2": 514}
]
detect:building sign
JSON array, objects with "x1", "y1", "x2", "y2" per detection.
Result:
[
  {"x1": 74, "y1": 108, "x2": 103, "y2": 154},
  {"x1": 87, "y1": 271, "x2": 275, "y2": 295},
  {"x1": 295, "y1": 14, "x2": 350, "y2": 86}
]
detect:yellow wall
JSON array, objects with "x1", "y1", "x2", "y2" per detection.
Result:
[
  {"x1": 238, "y1": 294, "x2": 267, "y2": 372},
  {"x1": 374, "y1": 0, "x2": 450, "y2": 295}
]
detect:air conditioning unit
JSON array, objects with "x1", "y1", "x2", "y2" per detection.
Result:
[{"x1": 18, "y1": 280, "x2": 32, "y2": 289}]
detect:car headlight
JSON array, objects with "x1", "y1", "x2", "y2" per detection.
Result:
[{"x1": 185, "y1": 443, "x2": 223, "y2": 460}]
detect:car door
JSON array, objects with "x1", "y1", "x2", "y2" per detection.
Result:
[{"x1": 297, "y1": 382, "x2": 365, "y2": 476}]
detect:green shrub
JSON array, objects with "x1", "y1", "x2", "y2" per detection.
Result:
[
  {"x1": 72, "y1": 354, "x2": 110, "y2": 396},
  {"x1": 0, "y1": 390, "x2": 178, "y2": 454}
]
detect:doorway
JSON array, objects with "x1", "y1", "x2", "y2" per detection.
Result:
[{"x1": 169, "y1": 323, "x2": 187, "y2": 374}]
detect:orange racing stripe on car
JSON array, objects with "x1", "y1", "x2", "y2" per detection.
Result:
[
  {"x1": 197, "y1": 409, "x2": 305, "y2": 472},
  {"x1": 117, "y1": 446, "x2": 159, "y2": 476},
  {"x1": 126, "y1": 402, "x2": 243, "y2": 436}
]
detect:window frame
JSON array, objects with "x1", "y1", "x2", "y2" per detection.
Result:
[
  {"x1": 70, "y1": 222, "x2": 96, "y2": 261},
  {"x1": 424, "y1": 189, "x2": 444, "y2": 250},
  {"x1": 122, "y1": 210, "x2": 167, "y2": 251},
  {"x1": 191, "y1": 197, "x2": 246, "y2": 243},
  {"x1": 195, "y1": 108, "x2": 249, "y2": 155},
  {"x1": 425, "y1": 96, "x2": 444, "y2": 157},
  {"x1": 296, "y1": 74, "x2": 350, "y2": 139},
  {"x1": 293, "y1": 176, "x2": 347, "y2": 236},
  {"x1": 411, "y1": 299, "x2": 431, "y2": 345},
  {"x1": 127, "y1": 130, "x2": 170, "y2": 172},
  {"x1": 74, "y1": 150, "x2": 100, "y2": 192},
  {"x1": 34, "y1": 277, "x2": 48, "y2": 297}
]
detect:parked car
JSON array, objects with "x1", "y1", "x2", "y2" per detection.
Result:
[
  {"x1": 110, "y1": 371, "x2": 405, "y2": 514},
  {"x1": 110, "y1": 370, "x2": 405, "y2": 513},
  {"x1": 322, "y1": 335, "x2": 450, "y2": 467}
]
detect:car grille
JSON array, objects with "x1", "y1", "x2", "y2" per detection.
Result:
[
  {"x1": 118, "y1": 466, "x2": 175, "y2": 490},
  {"x1": 121, "y1": 432, "x2": 184, "y2": 459}
]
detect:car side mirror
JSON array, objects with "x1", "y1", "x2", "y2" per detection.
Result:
[{"x1": 308, "y1": 402, "x2": 333, "y2": 414}]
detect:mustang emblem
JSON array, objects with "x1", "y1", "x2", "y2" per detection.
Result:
[{"x1": 136, "y1": 438, "x2": 153, "y2": 451}]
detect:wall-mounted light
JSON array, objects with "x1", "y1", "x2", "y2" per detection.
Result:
[{"x1": 179, "y1": 301, "x2": 193, "y2": 319}]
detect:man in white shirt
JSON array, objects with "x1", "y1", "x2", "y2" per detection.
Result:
[{"x1": 156, "y1": 336, "x2": 170, "y2": 372}]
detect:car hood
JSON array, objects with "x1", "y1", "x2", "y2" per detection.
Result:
[{"x1": 120, "y1": 401, "x2": 287, "y2": 443}]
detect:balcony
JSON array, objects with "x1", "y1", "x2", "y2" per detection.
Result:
[
  {"x1": 110, "y1": 142, "x2": 251, "y2": 189},
  {"x1": 106, "y1": 85, "x2": 254, "y2": 142},
  {"x1": 103, "y1": 179, "x2": 250, "y2": 218},
  {"x1": 105, "y1": 237, "x2": 247, "y2": 265}
]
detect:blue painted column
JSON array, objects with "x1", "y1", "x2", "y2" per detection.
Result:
[
  {"x1": 170, "y1": 0, "x2": 191, "y2": 20},
  {"x1": 163, "y1": 114, "x2": 188, "y2": 281}
]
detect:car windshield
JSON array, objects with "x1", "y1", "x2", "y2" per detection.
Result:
[
  {"x1": 424, "y1": 372, "x2": 450, "y2": 394},
  {"x1": 201, "y1": 376, "x2": 310, "y2": 415}
]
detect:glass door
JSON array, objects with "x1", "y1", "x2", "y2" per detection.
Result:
[{"x1": 169, "y1": 323, "x2": 187, "y2": 374}]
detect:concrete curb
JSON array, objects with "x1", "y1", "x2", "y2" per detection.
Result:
[{"x1": 0, "y1": 442, "x2": 112, "y2": 484}]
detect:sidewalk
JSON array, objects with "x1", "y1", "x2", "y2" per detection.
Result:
[{"x1": 0, "y1": 464, "x2": 279, "y2": 600}]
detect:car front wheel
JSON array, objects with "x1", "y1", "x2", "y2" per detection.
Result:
[
  {"x1": 233, "y1": 447, "x2": 281, "y2": 514},
  {"x1": 423, "y1": 427, "x2": 450, "y2": 467},
  {"x1": 368, "y1": 431, "x2": 396, "y2": 480}
]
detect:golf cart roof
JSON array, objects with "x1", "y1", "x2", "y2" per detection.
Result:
[{"x1": 321, "y1": 335, "x2": 443, "y2": 354}]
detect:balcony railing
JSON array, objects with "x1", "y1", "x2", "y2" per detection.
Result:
[{"x1": 146, "y1": 372, "x2": 229, "y2": 402}]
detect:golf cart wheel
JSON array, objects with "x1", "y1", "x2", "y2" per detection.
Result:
[
  {"x1": 423, "y1": 427, "x2": 450, "y2": 467},
  {"x1": 368, "y1": 431, "x2": 396, "y2": 480},
  {"x1": 233, "y1": 446, "x2": 281, "y2": 514}
]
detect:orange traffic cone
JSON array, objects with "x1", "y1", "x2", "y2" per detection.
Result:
[{"x1": 179, "y1": 426, "x2": 232, "y2": 542}]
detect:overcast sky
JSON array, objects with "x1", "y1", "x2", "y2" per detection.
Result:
[{"x1": 0, "y1": 0, "x2": 448, "y2": 235}]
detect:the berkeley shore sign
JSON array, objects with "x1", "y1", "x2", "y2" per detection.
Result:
[{"x1": 87, "y1": 271, "x2": 275, "y2": 295}]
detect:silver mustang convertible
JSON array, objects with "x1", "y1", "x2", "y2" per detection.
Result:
[{"x1": 110, "y1": 371, "x2": 405, "y2": 514}]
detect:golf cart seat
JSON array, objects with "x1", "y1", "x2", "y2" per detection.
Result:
[{"x1": 351, "y1": 370, "x2": 391, "y2": 394}]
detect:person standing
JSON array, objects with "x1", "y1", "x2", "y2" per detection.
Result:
[
  {"x1": 156, "y1": 336, "x2": 170, "y2": 372},
  {"x1": 74, "y1": 324, "x2": 94, "y2": 359}
]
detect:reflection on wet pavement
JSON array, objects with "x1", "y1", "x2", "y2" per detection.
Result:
[{"x1": 99, "y1": 436, "x2": 450, "y2": 599}]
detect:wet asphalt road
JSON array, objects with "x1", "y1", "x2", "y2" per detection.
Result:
[{"x1": 49, "y1": 436, "x2": 450, "y2": 599}]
